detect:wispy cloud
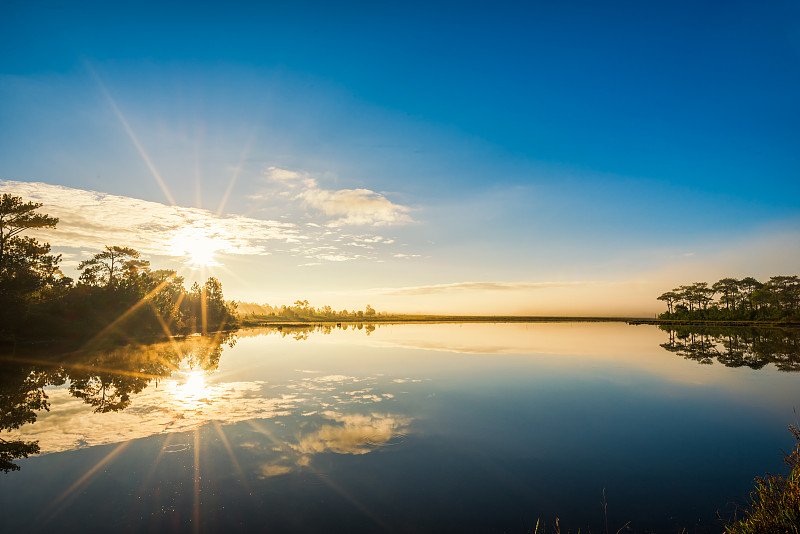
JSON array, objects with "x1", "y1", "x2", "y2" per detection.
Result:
[
  {"x1": 381, "y1": 280, "x2": 605, "y2": 296},
  {"x1": 262, "y1": 166, "x2": 413, "y2": 227}
]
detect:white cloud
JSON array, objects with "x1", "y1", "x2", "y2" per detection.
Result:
[
  {"x1": 299, "y1": 187, "x2": 413, "y2": 227},
  {"x1": 262, "y1": 166, "x2": 317, "y2": 189},
  {"x1": 261, "y1": 167, "x2": 413, "y2": 227},
  {"x1": 0, "y1": 180, "x2": 299, "y2": 257},
  {"x1": 1, "y1": 177, "x2": 418, "y2": 266}
]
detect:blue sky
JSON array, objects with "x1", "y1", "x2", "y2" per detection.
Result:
[{"x1": 1, "y1": 0, "x2": 798, "y2": 315}]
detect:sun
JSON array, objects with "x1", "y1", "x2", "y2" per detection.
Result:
[
  {"x1": 171, "y1": 228, "x2": 224, "y2": 267},
  {"x1": 185, "y1": 238, "x2": 218, "y2": 266}
]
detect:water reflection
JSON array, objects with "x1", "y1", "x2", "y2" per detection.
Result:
[
  {"x1": 251, "y1": 411, "x2": 411, "y2": 479},
  {"x1": 0, "y1": 333, "x2": 234, "y2": 470},
  {"x1": 659, "y1": 325, "x2": 800, "y2": 371},
  {"x1": 1, "y1": 322, "x2": 799, "y2": 533},
  {"x1": 238, "y1": 322, "x2": 378, "y2": 340},
  {"x1": 1, "y1": 328, "x2": 412, "y2": 472}
]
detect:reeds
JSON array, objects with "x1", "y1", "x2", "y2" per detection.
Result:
[{"x1": 723, "y1": 424, "x2": 800, "y2": 534}]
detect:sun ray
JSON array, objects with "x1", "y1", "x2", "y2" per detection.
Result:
[
  {"x1": 78, "y1": 275, "x2": 180, "y2": 350},
  {"x1": 135, "y1": 432, "x2": 178, "y2": 501},
  {"x1": 85, "y1": 62, "x2": 176, "y2": 206},
  {"x1": 37, "y1": 441, "x2": 131, "y2": 527},
  {"x1": 216, "y1": 127, "x2": 257, "y2": 217},
  {"x1": 194, "y1": 128, "x2": 204, "y2": 209},
  {"x1": 200, "y1": 284, "x2": 208, "y2": 334},
  {"x1": 0, "y1": 354, "x2": 173, "y2": 382},
  {"x1": 212, "y1": 421, "x2": 250, "y2": 493},
  {"x1": 309, "y1": 466, "x2": 393, "y2": 531},
  {"x1": 193, "y1": 427, "x2": 201, "y2": 534},
  {"x1": 247, "y1": 420, "x2": 283, "y2": 447},
  {"x1": 246, "y1": 420, "x2": 392, "y2": 530},
  {"x1": 199, "y1": 262, "x2": 250, "y2": 290}
]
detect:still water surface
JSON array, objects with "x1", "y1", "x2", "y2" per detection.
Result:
[{"x1": 2, "y1": 322, "x2": 799, "y2": 533}]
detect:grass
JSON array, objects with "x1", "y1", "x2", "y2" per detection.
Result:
[{"x1": 723, "y1": 424, "x2": 800, "y2": 534}]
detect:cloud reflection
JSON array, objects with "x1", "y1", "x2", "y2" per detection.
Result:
[
  {"x1": 292, "y1": 412, "x2": 410, "y2": 456},
  {"x1": 8, "y1": 380, "x2": 296, "y2": 454}
]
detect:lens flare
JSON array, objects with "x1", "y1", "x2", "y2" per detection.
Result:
[{"x1": 170, "y1": 227, "x2": 226, "y2": 267}]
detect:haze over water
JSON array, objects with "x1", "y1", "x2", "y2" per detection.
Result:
[{"x1": 2, "y1": 322, "x2": 798, "y2": 533}]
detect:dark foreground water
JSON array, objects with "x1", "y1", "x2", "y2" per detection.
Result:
[{"x1": 2, "y1": 322, "x2": 799, "y2": 533}]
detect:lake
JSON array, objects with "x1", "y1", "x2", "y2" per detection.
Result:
[{"x1": 2, "y1": 322, "x2": 799, "y2": 533}]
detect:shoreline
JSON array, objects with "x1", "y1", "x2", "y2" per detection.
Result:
[
  {"x1": 240, "y1": 315, "x2": 800, "y2": 328},
  {"x1": 238, "y1": 315, "x2": 638, "y2": 327},
  {"x1": 627, "y1": 319, "x2": 800, "y2": 327}
]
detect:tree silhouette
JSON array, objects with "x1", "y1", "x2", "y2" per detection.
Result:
[
  {"x1": 0, "y1": 195, "x2": 67, "y2": 340},
  {"x1": 0, "y1": 194, "x2": 58, "y2": 272},
  {"x1": 657, "y1": 291, "x2": 679, "y2": 314},
  {"x1": 712, "y1": 278, "x2": 739, "y2": 311},
  {"x1": 78, "y1": 246, "x2": 149, "y2": 288},
  {"x1": 657, "y1": 275, "x2": 798, "y2": 321}
]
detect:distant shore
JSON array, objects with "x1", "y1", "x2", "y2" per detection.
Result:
[
  {"x1": 627, "y1": 318, "x2": 800, "y2": 327},
  {"x1": 240, "y1": 314, "x2": 643, "y2": 327},
  {"x1": 239, "y1": 314, "x2": 800, "y2": 328}
]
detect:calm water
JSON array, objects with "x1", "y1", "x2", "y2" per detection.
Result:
[{"x1": 2, "y1": 322, "x2": 799, "y2": 533}]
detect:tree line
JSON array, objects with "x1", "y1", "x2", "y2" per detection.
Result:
[
  {"x1": 657, "y1": 276, "x2": 800, "y2": 322},
  {"x1": 237, "y1": 299, "x2": 379, "y2": 321},
  {"x1": 0, "y1": 194, "x2": 237, "y2": 344}
]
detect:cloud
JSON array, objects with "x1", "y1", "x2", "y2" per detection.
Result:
[
  {"x1": 381, "y1": 280, "x2": 605, "y2": 296},
  {"x1": 299, "y1": 187, "x2": 413, "y2": 227},
  {"x1": 263, "y1": 166, "x2": 317, "y2": 189},
  {"x1": 0, "y1": 180, "x2": 299, "y2": 257},
  {"x1": 1, "y1": 177, "x2": 417, "y2": 266},
  {"x1": 262, "y1": 167, "x2": 413, "y2": 227}
]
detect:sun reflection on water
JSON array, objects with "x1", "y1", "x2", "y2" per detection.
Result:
[{"x1": 175, "y1": 370, "x2": 209, "y2": 405}]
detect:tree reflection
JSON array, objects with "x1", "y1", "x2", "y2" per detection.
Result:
[
  {"x1": 241, "y1": 322, "x2": 381, "y2": 341},
  {"x1": 0, "y1": 361, "x2": 65, "y2": 471},
  {"x1": 0, "y1": 332, "x2": 234, "y2": 471},
  {"x1": 659, "y1": 325, "x2": 800, "y2": 371}
]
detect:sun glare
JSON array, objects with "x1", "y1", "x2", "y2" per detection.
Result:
[
  {"x1": 171, "y1": 228, "x2": 225, "y2": 267},
  {"x1": 177, "y1": 370, "x2": 207, "y2": 399}
]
